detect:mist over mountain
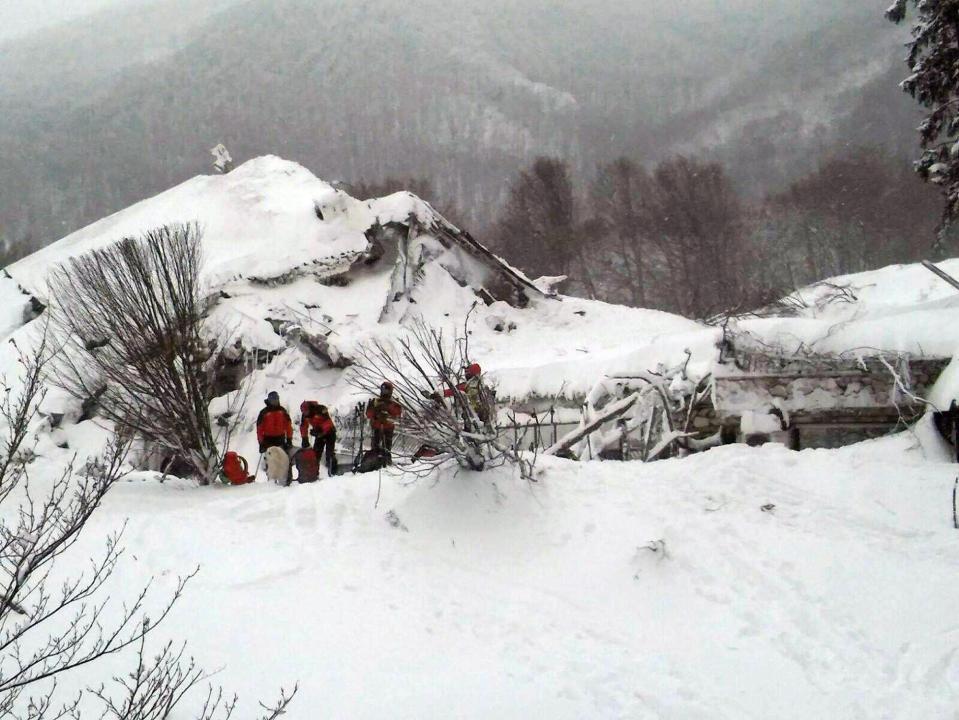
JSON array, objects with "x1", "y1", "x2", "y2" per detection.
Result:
[
  {"x1": 0, "y1": 0, "x2": 148, "y2": 42},
  {"x1": 0, "y1": 0, "x2": 917, "y2": 257}
]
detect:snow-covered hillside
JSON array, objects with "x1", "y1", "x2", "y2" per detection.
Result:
[
  {"x1": 3, "y1": 157, "x2": 959, "y2": 717},
  {"x1": 37, "y1": 413, "x2": 959, "y2": 718}
]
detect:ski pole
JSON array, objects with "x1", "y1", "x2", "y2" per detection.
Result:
[{"x1": 253, "y1": 452, "x2": 265, "y2": 483}]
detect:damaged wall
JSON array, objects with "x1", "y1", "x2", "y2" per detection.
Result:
[{"x1": 713, "y1": 355, "x2": 950, "y2": 449}]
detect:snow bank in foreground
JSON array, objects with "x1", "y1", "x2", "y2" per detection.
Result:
[{"x1": 44, "y1": 437, "x2": 959, "y2": 719}]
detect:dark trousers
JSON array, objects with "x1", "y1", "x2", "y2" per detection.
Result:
[
  {"x1": 313, "y1": 431, "x2": 337, "y2": 473},
  {"x1": 371, "y1": 427, "x2": 394, "y2": 454},
  {"x1": 261, "y1": 435, "x2": 289, "y2": 451}
]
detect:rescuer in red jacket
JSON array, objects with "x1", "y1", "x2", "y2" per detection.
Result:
[
  {"x1": 300, "y1": 401, "x2": 337, "y2": 473},
  {"x1": 443, "y1": 363, "x2": 489, "y2": 423},
  {"x1": 366, "y1": 381, "x2": 402, "y2": 459},
  {"x1": 256, "y1": 391, "x2": 293, "y2": 453}
]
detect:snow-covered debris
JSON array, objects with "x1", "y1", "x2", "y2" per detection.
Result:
[
  {"x1": 210, "y1": 142, "x2": 233, "y2": 174},
  {"x1": 0, "y1": 271, "x2": 33, "y2": 341},
  {"x1": 8, "y1": 154, "x2": 959, "y2": 464},
  {"x1": 8, "y1": 156, "x2": 367, "y2": 294},
  {"x1": 2, "y1": 155, "x2": 710, "y2": 423},
  {"x1": 735, "y1": 259, "x2": 959, "y2": 357}
]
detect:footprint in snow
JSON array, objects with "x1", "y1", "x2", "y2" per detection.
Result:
[{"x1": 385, "y1": 509, "x2": 409, "y2": 532}]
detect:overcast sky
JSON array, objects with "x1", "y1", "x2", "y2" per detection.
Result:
[{"x1": 0, "y1": 0, "x2": 142, "y2": 42}]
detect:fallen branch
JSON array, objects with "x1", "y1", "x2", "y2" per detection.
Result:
[{"x1": 545, "y1": 393, "x2": 639, "y2": 456}]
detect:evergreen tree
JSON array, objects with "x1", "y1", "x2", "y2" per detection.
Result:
[{"x1": 887, "y1": 0, "x2": 959, "y2": 237}]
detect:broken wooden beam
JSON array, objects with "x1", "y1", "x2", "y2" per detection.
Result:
[{"x1": 545, "y1": 393, "x2": 640, "y2": 457}]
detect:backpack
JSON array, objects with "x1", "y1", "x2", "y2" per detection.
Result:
[
  {"x1": 354, "y1": 448, "x2": 388, "y2": 474},
  {"x1": 293, "y1": 448, "x2": 320, "y2": 483},
  {"x1": 412, "y1": 444, "x2": 440, "y2": 459},
  {"x1": 221, "y1": 452, "x2": 252, "y2": 485}
]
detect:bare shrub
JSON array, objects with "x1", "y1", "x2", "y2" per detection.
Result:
[
  {"x1": 46, "y1": 223, "x2": 227, "y2": 483},
  {"x1": 84, "y1": 636, "x2": 297, "y2": 720},
  {"x1": 0, "y1": 334, "x2": 175, "y2": 717},
  {"x1": 349, "y1": 317, "x2": 534, "y2": 479},
  {"x1": 0, "y1": 333, "x2": 295, "y2": 717}
]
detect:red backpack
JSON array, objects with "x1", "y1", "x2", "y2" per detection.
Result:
[
  {"x1": 222, "y1": 452, "x2": 252, "y2": 485},
  {"x1": 293, "y1": 448, "x2": 320, "y2": 483}
]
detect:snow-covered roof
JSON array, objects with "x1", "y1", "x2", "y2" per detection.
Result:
[
  {"x1": 731, "y1": 260, "x2": 959, "y2": 359},
  {"x1": 7, "y1": 156, "x2": 442, "y2": 296}
]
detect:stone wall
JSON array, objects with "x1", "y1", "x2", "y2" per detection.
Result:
[{"x1": 711, "y1": 355, "x2": 950, "y2": 450}]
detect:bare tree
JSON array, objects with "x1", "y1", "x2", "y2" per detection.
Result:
[
  {"x1": 650, "y1": 156, "x2": 746, "y2": 318},
  {"x1": 46, "y1": 224, "x2": 226, "y2": 483},
  {"x1": 493, "y1": 157, "x2": 596, "y2": 297},
  {"x1": 0, "y1": 333, "x2": 179, "y2": 718},
  {"x1": 588, "y1": 157, "x2": 658, "y2": 307},
  {"x1": 0, "y1": 332, "x2": 296, "y2": 718},
  {"x1": 349, "y1": 317, "x2": 534, "y2": 479}
]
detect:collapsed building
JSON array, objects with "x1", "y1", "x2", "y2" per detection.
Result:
[{"x1": 4, "y1": 155, "x2": 956, "y2": 467}]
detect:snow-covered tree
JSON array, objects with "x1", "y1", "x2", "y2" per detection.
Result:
[
  {"x1": 210, "y1": 143, "x2": 233, "y2": 174},
  {"x1": 350, "y1": 318, "x2": 534, "y2": 479},
  {"x1": 887, "y1": 0, "x2": 959, "y2": 236}
]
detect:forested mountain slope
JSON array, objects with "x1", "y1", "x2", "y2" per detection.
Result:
[{"x1": 0, "y1": 0, "x2": 916, "y2": 257}]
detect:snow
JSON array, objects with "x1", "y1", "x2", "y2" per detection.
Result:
[
  {"x1": 734, "y1": 260, "x2": 959, "y2": 358},
  {"x1": 0, "y1": 273, "x2": 30, "y2": 341},
  {"x1": 26, "y1": 432, "x2": 958, "y2": 719},
  {"x1": 929, "y1": 351, "x2": 959, "y2": 411},
  {"x1": 3, "y1": 156, "x2": 959, "y2": 716},
  {"x1": 7, "y1": 156, "x2": 370, "y2": 295}
]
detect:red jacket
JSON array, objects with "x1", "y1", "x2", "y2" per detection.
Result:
[
  {"x1": 257, "y1": 405, "x2": 293, "y2": 443},
  {"x1": 366, "y1": 397, "x2": 402, "y2": 430},
  {"x1": 443, "y1": 382, "x2": 467, "y2": 398},
  {"x1": 301, "y1": 409, "x2": 335, "y2": 440}
]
